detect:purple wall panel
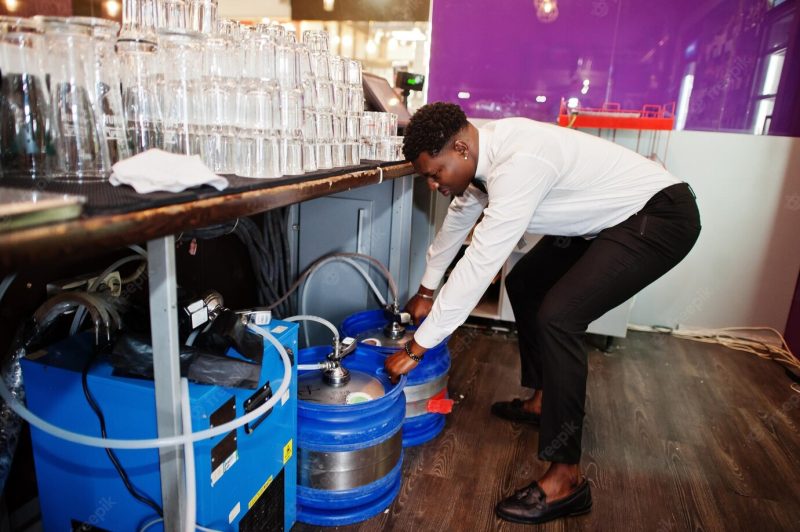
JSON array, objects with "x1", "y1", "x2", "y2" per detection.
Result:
[
  {"x1": 428, "y1": 0, "x2": 799, "y2": 135},
  {"x1": 787, "y1": 271, "x2": 800, "y2": 359}
]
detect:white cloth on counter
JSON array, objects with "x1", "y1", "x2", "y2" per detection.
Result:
[{"x1": 110, "y1": 149, "x2": 229, "y2": 194}]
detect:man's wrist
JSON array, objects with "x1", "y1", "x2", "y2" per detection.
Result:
[
  {"x1": 417, "y1": 285, "x2": 435, "y2": 298},
  {"x1": 404, "y1": 339, "x2": 426, "y2": 362}
]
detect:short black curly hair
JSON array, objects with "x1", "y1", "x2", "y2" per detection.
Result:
[{"x1": 402, "y1": 102, "x2": 468, "y2": 162}]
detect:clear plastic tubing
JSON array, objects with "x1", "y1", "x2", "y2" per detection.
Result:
[{"x1": 0, "y1": 324, "x2": 291, "y2": 450}]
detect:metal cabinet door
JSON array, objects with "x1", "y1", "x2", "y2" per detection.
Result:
[{"x1": 297, "y1": 196, "x2": 375, "y2": 346}]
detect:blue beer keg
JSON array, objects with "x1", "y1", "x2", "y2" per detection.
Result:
[
  {"x1": 296, "y1": 345, "x2": 406, "y2": 526},
  {"x1": 341, "y1": 309, "x2": 452, "y2": 447}
]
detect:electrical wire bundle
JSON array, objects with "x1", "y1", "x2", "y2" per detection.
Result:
[
  {"x1": 628, "y1": 324, "x2": 800, "y2": 394},
  {"x1": 81, "y1": 350, "x2": 164, "y2": 519},
  {"x1": 262, "y1": 208, "x2": 294, "y2": 317},
  {"x1": 178, "y1": 210, "x2": 293, "y2": 318}
]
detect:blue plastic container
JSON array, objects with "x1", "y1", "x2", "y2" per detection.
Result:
[
  {"x1": 21, "y1": 322, "x2": 299, "y2": 531},
  {"x1": 341, "y1": 309, "x2": 452, "y2": 447},
  {"x1": 296, "y1": 346, "x2": 406, "y2": 527}
]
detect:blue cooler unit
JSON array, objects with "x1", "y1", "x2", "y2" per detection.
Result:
[
  {"x1": 20, "y1": 320, "x2": 299, "y2": 532},
  {"x1": 296, "y1": 346, "x2": 405, "y2": 526},
  {"x1": 341, "y1": 309, "x2": 452, "y2": 447}
]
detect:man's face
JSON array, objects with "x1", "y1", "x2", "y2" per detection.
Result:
[{"x1": 413, "y1": 146, "x2": 474, "y2": 198}]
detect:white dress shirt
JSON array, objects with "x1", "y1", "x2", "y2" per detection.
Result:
[{"x1": 413, "y1": 117, "x2": 680, "y2": 349}]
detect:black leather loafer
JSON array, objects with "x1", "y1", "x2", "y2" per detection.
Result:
[
  {"x1": 490, "y1": 398, "x2": 541, "y2": 426},
  {"x1": 495, "y1": 478, "x2": 592, "y2": 525}
]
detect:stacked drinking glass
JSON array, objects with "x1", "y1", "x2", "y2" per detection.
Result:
[
  {"x1": 361, "y1": 111, "x2": 401, "y2": 162},
  {"x1": 301, "y1": 30, "x2": 365, "y2": 172},
  {"x1": 0, "y1": 3, "x2": 376, "y2": 183}
]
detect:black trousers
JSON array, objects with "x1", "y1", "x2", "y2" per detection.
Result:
[{"x1": 505, "y1": 183, "x2": 701, "y2": 464}]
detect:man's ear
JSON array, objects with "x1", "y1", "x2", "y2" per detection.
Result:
[{"x1": 453, "y1": 139, "x2": 469, "y2": 158}]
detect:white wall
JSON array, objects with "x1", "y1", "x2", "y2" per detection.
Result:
[
  {"x1": 453, "y1": 122, "x2": 800, "y2": 331},
  {"x1": 218, "y1": 0, "x2": 291, "y2": 19},
  {"x1": 627, "y1": 130, "x2": 800, "y2": 331}
]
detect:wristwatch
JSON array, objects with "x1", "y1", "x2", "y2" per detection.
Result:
[{"x1": 404, "y1": 342, "x2": 423, "y2": 362}]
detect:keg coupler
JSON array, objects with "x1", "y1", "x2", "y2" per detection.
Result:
[
  {"x1": 383, "y1": 303, "x2": 412, "y2": 341},
  {"x1": 323, "y1": 336, "x2": 358, "y2": 386}
]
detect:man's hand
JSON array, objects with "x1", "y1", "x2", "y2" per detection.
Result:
[
  {"x1": 406, "y1": 285, "x2": 435, "y2": 326},
  {"x1": 385, "y1": 340, "x2": 428, "y2": 384}
]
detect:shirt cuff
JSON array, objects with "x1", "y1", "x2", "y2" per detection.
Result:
[
  {"x1": 420, "y1": 267, "x2": 447, "y2": 291},
  {"x1": 413, "y1": 319, "x2": 450, "y2": 349}
]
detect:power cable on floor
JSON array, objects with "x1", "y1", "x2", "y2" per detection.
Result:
[{"x1": 628, "y1": 324, "x2": 800, "y2": 394}]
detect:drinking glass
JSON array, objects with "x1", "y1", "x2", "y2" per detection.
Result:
[
  {"x1": 331, "y1": 143, "x2": 345, "y2": 168},
  {"x1": 278, "y1": 88, "x2": 303, "y2": 134},
  {"x1": 375, "y1": 135, "x2": 404, "y2": 161},
  {"x1": 332, "y1": 82, "x2": 346, "y2": 114},
  {"x1": 242, "y1": 32, "x2": 276, "y2": 82},
  {"x1": 345, "y1": 142, "x2": 360, "y2": 166},
  {"x1": 310, "y1": 51, "x2": 331, "y2": 81},
  {"x1": 70, "y1": 16, "x2": 130, "y2": 164},
  {"x1": 161, "y1": 0, "x2": 188, "y2": 30},
  {"x1": 314, "y1": 111, "x2": 333, "y2": 143},
  {"x1": 329, "y1": 55, "x2": 344, "y2": 83},
  {"x1": 158, "y1": 29, "x2": 206, "y2": 155},
  {"x1": 279, "y1": 136, "x2": 303, "y2": 176},
  {"x1": 116, "y1": 38, "x2": 164, "y2": 154},
  {"x1": 391, "y1": 135, "x2": 404, "y2": 160},
  {"x1": 313, "y1": 79, "x2": 333, "y2": 111},
  {"x1": 158, "y1": 29, "x2": 205, "y2": 156},
  {"x1": 188, "y1": 0, "x2": 217, "y2": 34},
  {"x1": 302, "y1": 30, "x2": 329, "y2": 53},
  {"x1": 347, "y1": 85, "x2": 364, "y2": 113},
  {"x1": 121, "y1": 0, "x2": 159, "y2": 40},
  {"x1": 345, "y1": 59, "x2": 362, "y2": 86},
  {"x1": 202, "y1": 35, "x2": 238, "y2": 172},
  {"x1": 376, "y1": 112, "x2": 398, "y2": 138},
  {"x1": 331, "y1": 113, "x2": 344, "y2": 143},
  {"x1": 0, "y1": 17, "x2": 53, "y2": 179},
  {"x1": 237, "y1": 134, "x2": 280, "y2": 178},
  {"x1": 315, "y1": 143, "x2": 332, "y2": 170},
  {"x1": 276, "y1": 38, "x2": 298, "y2": 89},
  {"x1": 45, "y1": 20, "x2": 110, "y2": 181},
  {"x1": 345, "y1": 113, "x2": 360, "y2": 142},
  {"x1": 376, "y1": 138, "x2": 393, "y2": 161},
  {"x1": 360, "y1": 111, "x2": 377, "y2": 139},
  {"x1": 301, "y1": 108, "x2": 316, "y2": 172},
  {"x1": 302, "y1": 142, "x2": 317, "y2": 172},
  {"x1": 360, "y1": 140, "x2": 376, "y2": 161},
  {"x1": 217, "y1": 19, "x2": 241, "y2": 39}
]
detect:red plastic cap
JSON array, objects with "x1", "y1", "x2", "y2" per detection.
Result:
[{"x1": 427, "y1": 389, "x2": 453, "y2": 414}]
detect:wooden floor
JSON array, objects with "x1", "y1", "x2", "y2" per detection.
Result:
[{"x1": 295, "y1": 328, "x2": 800, "y2": 532}]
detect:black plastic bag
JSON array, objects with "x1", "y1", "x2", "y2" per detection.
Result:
[
  {"x1": 110, "y1": 332, "x2": 261, "y2": 389},
  {"x1": 195, "y1": 309, "x2": 263, "y2": 364}
]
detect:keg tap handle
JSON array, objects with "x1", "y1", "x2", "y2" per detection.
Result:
[
  {"x1": 386, "y1": 303, "x2": 412, "y2": 325},
  {"x1": 383, "y1": 303, "x2": 411, "y2": 341},
  {"x1": 330, "y1": 336, "x2": 357, "y2": 361},
  {"x1": 324, "y1": 337, "x2": 357, "y2": 386}
]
